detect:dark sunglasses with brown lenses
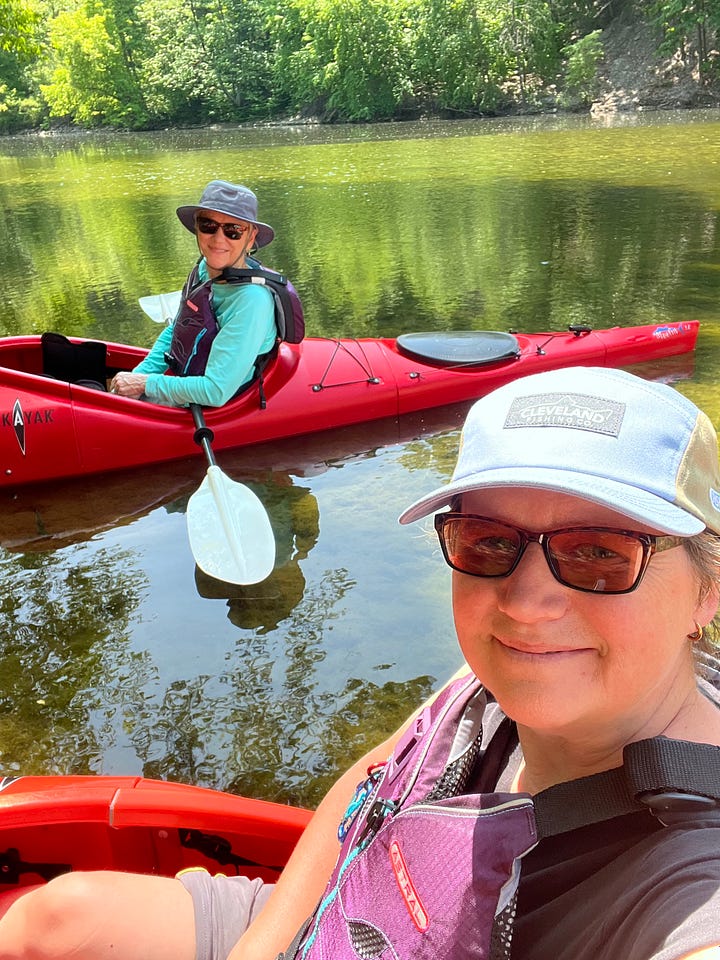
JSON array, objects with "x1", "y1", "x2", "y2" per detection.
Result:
[
  {"x1": 195, "y1": 216, "x2": 253, "y2": 240},
  {"x1": 434, "y1": 513, "x2": 684, "y2": 595}
]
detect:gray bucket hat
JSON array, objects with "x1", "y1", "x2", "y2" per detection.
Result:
[{"x1": 176, "y1": 180, "x2": 275, "y2": 249}]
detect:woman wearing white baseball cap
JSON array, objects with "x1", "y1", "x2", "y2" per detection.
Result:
[{"x1": 393, "y1": 364, "x2": 720, "y2": 959}]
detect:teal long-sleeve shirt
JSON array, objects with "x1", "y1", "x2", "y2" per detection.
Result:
[{"x1": 134, "y1": 260, "x2": 276, "y2": 407}]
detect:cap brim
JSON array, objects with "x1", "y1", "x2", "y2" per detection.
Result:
[{"x1": 398, "y1": 466, "x2": 705, "y2": 536}]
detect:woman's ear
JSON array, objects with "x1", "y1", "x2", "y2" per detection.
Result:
[{"x1": 695, "y1": 581, "x2": 720, "y2": 630}]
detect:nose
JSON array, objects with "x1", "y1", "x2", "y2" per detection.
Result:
[{"x1": 495, "y1": 542, "x2": 570, "y2": 624}]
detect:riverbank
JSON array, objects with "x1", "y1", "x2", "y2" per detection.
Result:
[
  {"x1": 3, "y1": 9, "x2": 719, "y2": 139},
  {"x1": 280, "y1": 14, "x2": 720, "y2": 125},
  {"x1": 591, "y1": 16, "x2": 720, "y2": 116}
]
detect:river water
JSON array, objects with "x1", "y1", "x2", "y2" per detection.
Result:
[{"x1": 1, "y1": 110, "x2": 720, "y2": 806}]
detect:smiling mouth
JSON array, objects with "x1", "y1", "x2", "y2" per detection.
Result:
[{"x1": 496, "y1": 637, "x2": 591, "y2": 657}]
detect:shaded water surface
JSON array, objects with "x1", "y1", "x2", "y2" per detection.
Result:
[{"x1": 2, "y1": 111, "x2": 720, "y2": 806}]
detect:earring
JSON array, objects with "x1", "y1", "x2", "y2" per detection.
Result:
[{"x1": 687, "y1": 621, "x2": 703, "y2": 642}]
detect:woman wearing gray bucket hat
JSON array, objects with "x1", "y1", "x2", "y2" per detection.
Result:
[
  {"x1": 175, "y1": 180, "x2": 275, "y2": 250},
  {"x1": 109, "y1": 180, "x2": 278, "y2": 407},
  {"x1": 3, "y1": 367, "x2": 720, "y2": 960}
]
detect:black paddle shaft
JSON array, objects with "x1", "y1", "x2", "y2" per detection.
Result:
[{"x1": 190, "y1": 404, "x2": 217, "y2": 467}]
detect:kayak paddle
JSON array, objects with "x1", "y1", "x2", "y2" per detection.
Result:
[
  {"x1": 187, "y1": 404, "x2": 275, "y2": 585},
  {"x1": 138, "y1": 290, "x2": 182, "y2": 324}
]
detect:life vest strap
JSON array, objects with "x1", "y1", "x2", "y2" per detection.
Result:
[{"x1": 534, "y1": 736, "x2": 720, "y2": 837}]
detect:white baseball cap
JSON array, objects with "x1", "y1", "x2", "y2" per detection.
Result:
[{"x1": 399, "y1": 366, "x2": 720, "y2": 536}]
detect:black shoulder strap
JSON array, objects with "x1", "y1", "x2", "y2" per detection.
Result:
[
  {"x1": 218, "y1": 264, "x2": 303, "y2": 344},
  {"x1": 219, "y1": 266, "x2": 288, "y2": 287},
  {"x1": 533, "y1": 737, "x2": 720, "y2": 839},
  {"x1": 183, "y1": 259, "x2": 206, "y2": 298},
  {"x1": 187, "y1": 260, "x2": 281, "y2": 292}
]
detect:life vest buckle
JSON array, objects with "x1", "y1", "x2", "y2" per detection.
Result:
[
  {"x1": 357, "y1": 798, "x2": 398, "y2": 847},
  {"x1": 639, "y1": 790, "x2": 720, "y2": 826}
]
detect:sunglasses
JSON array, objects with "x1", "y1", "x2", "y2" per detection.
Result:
[
  {"x1": 434, "y1": 513, "x2": 684, "y2": 595},
  {"x1": 195, "y1": 216, "x2": 253, "y2": 240}
]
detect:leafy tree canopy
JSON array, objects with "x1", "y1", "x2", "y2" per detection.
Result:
[
  {"x1": 1, "y1": 0, "x2": 717, "y2": 130},
  {"x1": 0, "y1": 0, "x2": 41, "y2": 56}
]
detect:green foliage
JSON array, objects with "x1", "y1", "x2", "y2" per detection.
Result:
[
  {"x1": 0, "y1": 0, "x2": 41, "y2": 56},
  {"x1": 0, "y1": 81, "x2": 43, "y2": 131},
  {"x1": 0, "y1": 29, "x2": 45, "y2": 132},
  {"x1": 0, "y1": 0, "x2": 44, "y2": 129},
  {"x1": 138, "y1": 0, "x2": 274, "y2": 123},
  {"x1": 272, "y1": 0, "x2": 413, "y2": 121},
  {"x1": 408, "y1": 0, "x2": 563, "y2": 115},
  {"x1": 547, "y1": 0, "x2": 622, "y2": 34},
  {"x1": 1, "y1": 0, "x2": 715, "y2": 130},
  {"x1": 410, "y1": 0, "x2": 501, "y2": 114},
  {"x1": 558, "y1": 27, "x2": 603, "y2": 106},
  {"x1": 649, "y1": 0, "x2": 720, "y2": 80},
  {"x1": 41, "y1": 3, "x2": 148, "y2": 127},
  {"x1": 651, "y1": 0, "x2": 716, "y2": 40},
  {"x1": 483, "y1": 0, "x2": 562, "y2": 103}
]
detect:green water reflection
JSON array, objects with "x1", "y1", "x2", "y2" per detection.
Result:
[
  {"x1": 2, "y1": 112, "x2": 720, "y2": 805},
  {"x1": 0, "y1": 546, "x2": 149, "y2": 775},
  {"x1": 3, "y1": 113, "x2": 720, "y2": 345}
]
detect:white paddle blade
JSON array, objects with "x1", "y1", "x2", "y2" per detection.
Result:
[
  {"x1": 187, "y1": 465, "x2": 275, "y2": 585},
  {"x1": 138, "y1": 290, "x2": 182, "y2": 324}
]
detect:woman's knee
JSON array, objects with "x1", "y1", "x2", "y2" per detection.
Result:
[
  {"x1": 0, "y1": 871, "x2": 112, "y2": 959},
  {"x1": 0, "y1": 870, "x2": 195, "y2": 960}
]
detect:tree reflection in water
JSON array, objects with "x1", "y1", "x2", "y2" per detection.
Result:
[
  {"x1": 0, "y1": 441, "x2": 445, "y2": 802},
  {"x1": 131, "y1": 561, "x2": 436, "y2": 808},
  {"x1": 0, "y1": 545, "x2": 151, "y2": 776}
]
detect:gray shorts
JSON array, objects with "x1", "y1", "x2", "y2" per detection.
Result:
[{"x1": 178, "y1": 869, "x2": 275, "y2": 960}]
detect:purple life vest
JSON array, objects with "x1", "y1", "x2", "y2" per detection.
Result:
[
  {"x1": 283, "y1": 674, "x2": 538, "y2": 960},
  {"x1": 280, "y1": 669, "x2": 720, "y2": 960},
  {"x1": 163, "y1": 269, "x2": 217, "y2": 377},
  {"x1": 164, "y1": 260, "x2": 304, "y2": 378}
]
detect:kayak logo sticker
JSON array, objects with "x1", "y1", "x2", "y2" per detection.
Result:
[
  {"x1": 653, "y1": 324, "x2": 682, "y2": 339},
  {"x1": 2, "y1": 399, "x2": 55, "y2": 457},
  {"x1": 12, "y1": 399, "x2": 25, "y2": 455}
]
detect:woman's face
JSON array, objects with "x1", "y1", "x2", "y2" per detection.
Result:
[
  {"x1": 195, "y1": 209, "x2": 258, "y2": 275},
  {"x1": 451, "y1": 487, "x2": 718, "y2": 742}
]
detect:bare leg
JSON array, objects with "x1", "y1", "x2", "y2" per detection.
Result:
[{"x1": 0, "y1": 870, "x2": 196, "y2": 960}]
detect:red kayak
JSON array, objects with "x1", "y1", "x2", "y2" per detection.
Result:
[
  {"x1": 0, "y1": 775, "x2": 310, "y2": 918},
  {"x1": 0, "y1": 321, "x2": 699, "y2": 488}
]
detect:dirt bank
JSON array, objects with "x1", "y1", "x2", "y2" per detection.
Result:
[{"x1": 592, "y1": 16, "x2": 720, "y2": 116}]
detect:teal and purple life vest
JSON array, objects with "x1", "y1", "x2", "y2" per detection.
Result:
[{"x1": 164, "y1": 260, "x2": 304, "y2": 378}]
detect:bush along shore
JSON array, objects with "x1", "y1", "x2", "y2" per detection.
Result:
[{"x1": 1, "y1": 0, "x2": 719, "y2": 134}]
